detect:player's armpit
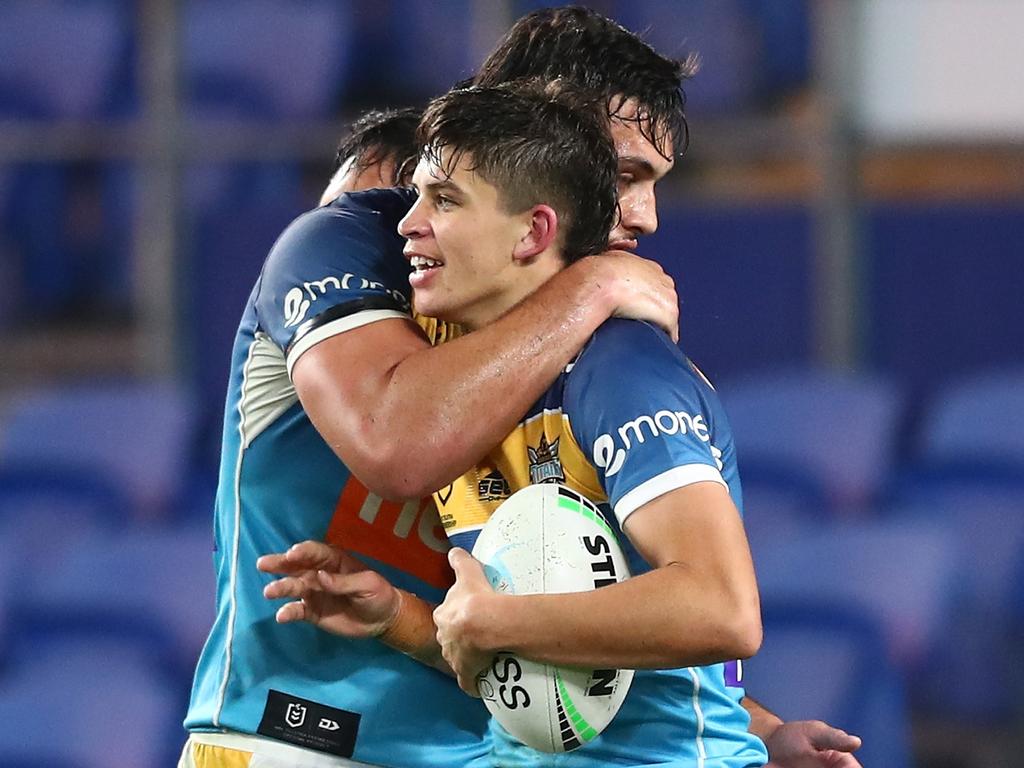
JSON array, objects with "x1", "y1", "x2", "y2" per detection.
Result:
[{"x1": 623, "y1": 480, "x2": 763, "y2": 661}]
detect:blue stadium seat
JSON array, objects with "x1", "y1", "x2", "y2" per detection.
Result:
[
  {"x1": 753, "y1": 517, "x2": 957, "y2": 674},
  {"x1": 184, "y1": 162, "x2": 309, "y2": 447},
  {"x1": 746, "y1": 601, "x2": 912, "y2": 768},
  {"x1": 23, "y1": 522, "x2": 216, "y2": 675},
  {"x1": 738, "y1": 460, "x2": 827, "y2": 561},
  {"x1": 884, "y1": 366, "x2": 1024, "y2": 723},
  {"x1": 611, "y1": 0, "x2": 759, "y2": 115},
  {"x1": 0, "y1": 380, "x2": 198, "y2": 520},
  {"x1": 182, "y1": 0, "x2": 352, "y2": 119},
  {"x1": 0, "y1": 611, "x2": 185, "y2": 768},
  {"x1": 0, "y1": 161, "x2": 136, "y2": 328},
  {"x1": 722, "y1": 368, "x2": 904, "y2": 510},
  {"x1": 915, "y1": 366, "x2": 1024, "y2": 469},
  {"x1": 884, "y1": 482, "x2": 1024, "y2": 722},
  {"x1": 0, "y1": 0, "x2": 132, "y2": 119}
]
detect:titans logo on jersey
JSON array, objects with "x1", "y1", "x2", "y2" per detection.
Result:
[
  {"x1": 185, "y1": 188, "x2": 488, "y2": 768},
  {"x1": 436, "y1": 318, "x2": 769, "y2": 768}
]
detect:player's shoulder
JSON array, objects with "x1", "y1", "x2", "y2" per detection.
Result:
[
  {"x1": 323, "y1": 186, "x2": 417, "y2": 221},
  {"x1": 576, "y1": 318, "x2": 705, "y2": 382},
  {"x1": 262, "y1": 187, "x2": 413, "y2": 276},
  {"x1": 283, "y1": 186, "x2": 414, "y2": 243}
]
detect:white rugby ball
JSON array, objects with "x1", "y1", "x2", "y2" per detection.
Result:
[{"x1": 470, "y1": 483, "x2": 633, "y2": 753}]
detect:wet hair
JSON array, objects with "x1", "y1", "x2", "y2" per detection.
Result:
[
  {"x1": 333, "y1": 107, "x2": 422, "y2": 185},
  {"x1": 417, "y1": 81, "x2": 617, "y2": 263},
  {"x1": 473, "y1": 5, "x2": 697, "y2": 159}
]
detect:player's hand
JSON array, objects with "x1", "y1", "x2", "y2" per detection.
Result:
[
  {"x1": 764, "y1": 720, "x2": 863, "y2": 768},
  {"x1": 258, "y1": 540, "x2": 400, "y2": 639},
  {"x1": 433, "y1": 547, "x2": 501, "y2": 697},
  {"x1": 582, "y1": 250, "x2": 679, "y2": 343}
]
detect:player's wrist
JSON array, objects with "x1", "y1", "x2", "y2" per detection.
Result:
[
  {"x1": 566, "y1": 255, "x2": 619, "y2": 320},
  {"x1": 376, "y1": 588, "x2": 436, "y2": 656}
]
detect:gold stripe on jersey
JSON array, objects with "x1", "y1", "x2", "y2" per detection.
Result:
[
  {"x1": 414, "y1": 313, "x2": 463, "y2": 345},
  {"x1": 434, "y1": 408, "x2": 608, "y2": 537}
]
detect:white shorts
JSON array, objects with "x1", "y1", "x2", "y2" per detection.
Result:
[{"x1": 179, "y1": 732, "x2": 383, "y2": 768}]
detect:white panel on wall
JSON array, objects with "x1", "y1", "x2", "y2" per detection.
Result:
[{"x1": 856, "y1": 0, "x2": 1024, "y2": 140}]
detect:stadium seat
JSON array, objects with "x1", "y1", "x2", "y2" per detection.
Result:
[
  {"x1": 914, "y1": 365, "x2": 1024, "y2": 469},
  {"x1": 610, "y1": 0, "x2": 759, "y2": 115},
  {"x1": 0, "y1": 610, "x2": 185, "y2": 768},
  {"x1": 753, "y1": 517, "x2": 957, "y2": 672},
  {"x1": 0, "y1": 380, "x2": 198, "y2": 520},
  {"x1": 884, "y1": 482, "x2": 1024, "y2": 722},
  {"x1": 737, "y1": 459, "x2": 826, "y2": 561},
  {"x1": 184, "y1": 162, "x2": 309, "y2": 433},
  {"x1": 182, "y1": 0, "x2": 352, "y2": 119},
  {"x1": 23, "y1": 521, "x2": 216, "y2": 675},
  {"x1": 0, "y1": 0, "x2": 131, "y2": 119},
  {"x1": 722, "y1": 368, "x2": 904, "y2": 509},
  {"x1": 746, "y1": 601, "x2": 912, "y2": 768}
]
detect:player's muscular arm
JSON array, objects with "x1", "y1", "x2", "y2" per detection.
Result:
[
  {"x1": 292, "y1": 252, "x2": 677, "y2": 500},
  {"x1": 436, "y1": 481, "x2": 761, "y2": 684}
]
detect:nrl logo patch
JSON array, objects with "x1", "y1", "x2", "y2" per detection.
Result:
[
  {"x1": 478, "y1": 469, "x2": 511, "y2": 502},
  {"x1": 528, "y1": 435, "x2": 565, "y2": 485}
]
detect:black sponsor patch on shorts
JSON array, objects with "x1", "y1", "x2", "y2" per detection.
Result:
[{"x1": 257, "y1": 689, "x2": 360, "y2": 758}]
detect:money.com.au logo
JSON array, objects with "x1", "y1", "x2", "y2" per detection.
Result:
[
  {"x1": 284, "y1": 275, "x2": 407, "y2": 327},
  {"x1": 592, "y1": 409, "x2": 723, "y2": 477}
]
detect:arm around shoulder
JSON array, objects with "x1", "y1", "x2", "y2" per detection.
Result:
[{"x1": 292, "y1": 253, "x2": 677, "y2": 500}]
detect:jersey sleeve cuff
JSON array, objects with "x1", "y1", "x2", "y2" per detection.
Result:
[
  {"x1": 613, "y1": 464, "x2": 727, "y2": 526},
  {"x1": 285, "y1": 308, "x2": 408, "y2": 379}
]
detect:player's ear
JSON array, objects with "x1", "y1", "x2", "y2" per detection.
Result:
[{"x1": 512, "y1": 204, "x2": 558, "y2": 263}]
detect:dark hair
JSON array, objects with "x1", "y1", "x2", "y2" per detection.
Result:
[
  {"x1": 333, "y1": 107, "x2": 422, "y2": 186},
  {"x1": 417, "y1": 82, "x2": 617, "y2": 263},
  {"x1": 473, "y1": 6, "x2": 697, "y2": 159}
]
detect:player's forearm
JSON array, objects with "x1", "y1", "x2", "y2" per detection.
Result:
[
  {"x1": 470, "y1": 564, "x2": 762, "y2": 670},
  {"x1": 357, "y1": 258, "x2": 622, "y2": 498},
  {"x1": 742, "y1": 696, "x2": 784, "y2": 741},
  {"x1": 378, "y1": 589, "x2": 452, "y2": 675}
]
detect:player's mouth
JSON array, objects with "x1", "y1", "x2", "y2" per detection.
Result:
[
  {"x1": 407, "y1": 253, "x2": 444, "y2": 288},
  {"x1": 608, "y1": 237, "x2": 638, "y2": 252}
]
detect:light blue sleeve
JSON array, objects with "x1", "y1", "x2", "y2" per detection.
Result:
[{"x1": 564, "y1": 319, "x2": 728, "y2": 525}]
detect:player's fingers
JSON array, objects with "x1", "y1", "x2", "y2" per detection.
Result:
[
  {"x1": 263, "y1": 575, "x2": 310, "y2": 600},
  {"x1": 315, "y1": 568, "x2": 381, "y2": 596},
  {"x1": 810, "y1": 726, "x2": 862, "y2": 753},
  {"x1": 830, "y1": 754, "x2": 863, "y2": 768},
  {"x1": 449, "y1": 548, "x2": 490, "y2": 587},
  {"x1": 275, "y1": 600, "x2": 309, "y2": 624},
  {"x1": 256, "y1": 552, "x2": 292, "y2": 574},
  {"x1": 457, "y1": 672, "x2": 481, "y2": 698},
  {"x1": 285, "y1": 540, "x2": 342, "y2": 569}
]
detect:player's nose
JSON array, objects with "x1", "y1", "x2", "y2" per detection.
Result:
[
  {"x1": 397, "y1": 197, "x2": 428, "y2": 239},
  {"x1": 619, "y1": 186, "x2": 659, "y2": 236}
]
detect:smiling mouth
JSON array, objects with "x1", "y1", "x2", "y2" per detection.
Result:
[{"x1": 409, "y1": 254, "x2": 444, "y2": 272}]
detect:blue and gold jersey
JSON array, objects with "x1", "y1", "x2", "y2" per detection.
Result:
[
  {"x1": 185, "y1": 188, "x2": 487, "y2": 768},
  {"x1": 436, "y1": 318, "x2": 769, "y2": 767}
]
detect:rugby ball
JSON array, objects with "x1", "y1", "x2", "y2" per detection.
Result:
[{"x1": 470, "y1": 483, "x2": 633, "y2": 752}]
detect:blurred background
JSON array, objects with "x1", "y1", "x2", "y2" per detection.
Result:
[{"x1": 0, "y1": 1, "x2": 1022, "y2": 766}]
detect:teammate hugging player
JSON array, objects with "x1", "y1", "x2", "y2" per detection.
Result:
[
  {"x1": 275, "y1": 80, "x2": 768, "y2": 766},
  {"x1": 202, "y1": 6, "x2": 861, "y2": 768}
]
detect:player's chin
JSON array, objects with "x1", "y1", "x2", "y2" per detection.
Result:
[{"x1": 410, "y1": 291, "x2": 447, "y2": 322}]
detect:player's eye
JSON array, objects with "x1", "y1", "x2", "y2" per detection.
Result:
[
  {"x1": 617, "y1": 173, "x2": 636, "y2": 187},
  {"x1": 436, "y1": 195, "x2": 456, "y2": 210}
]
